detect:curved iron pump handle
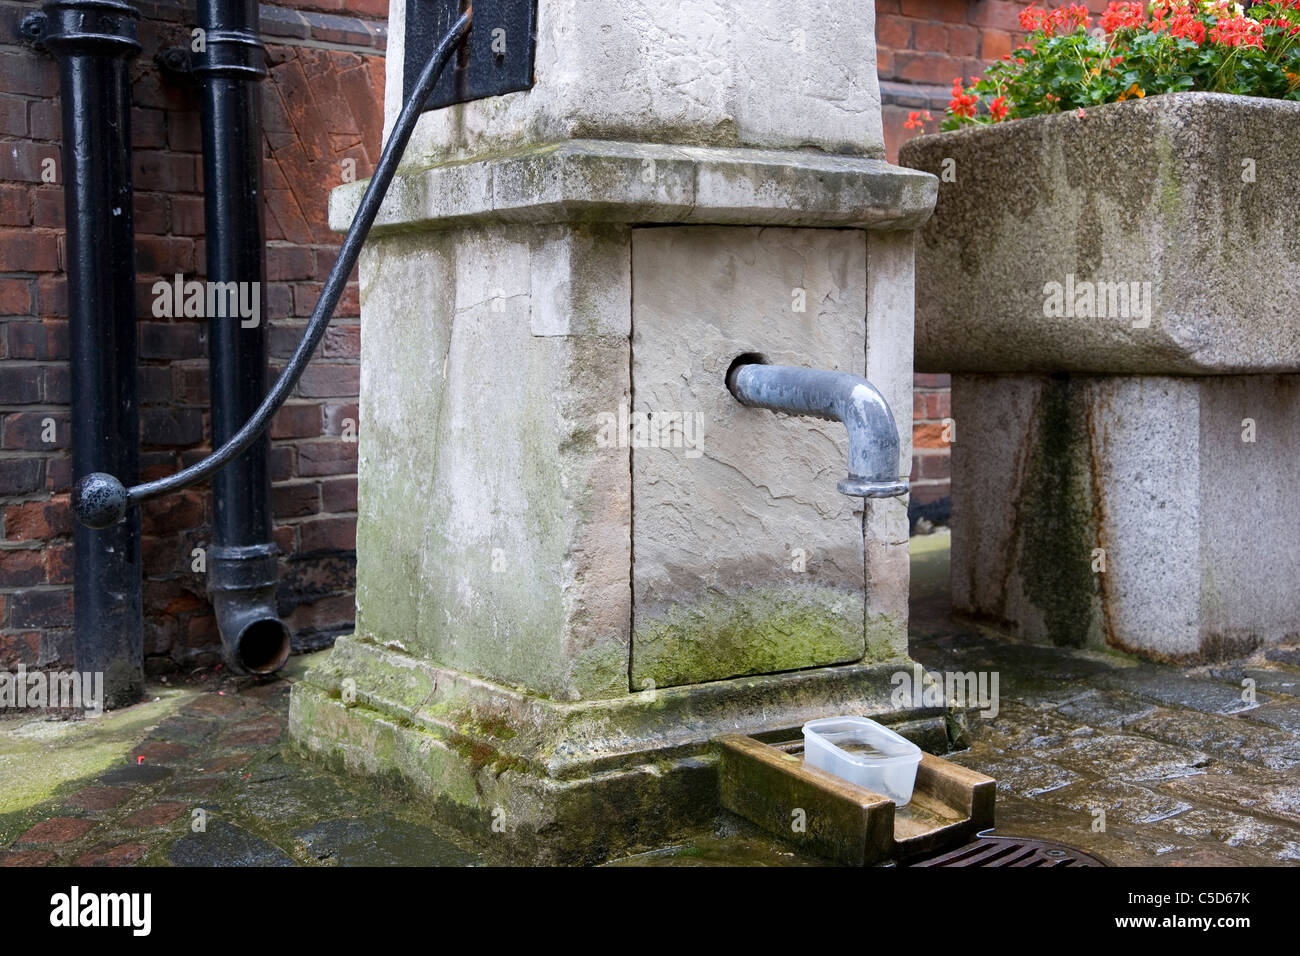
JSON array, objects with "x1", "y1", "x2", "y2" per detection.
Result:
[{"x1": 73, "y1": 10, "x2": 473, "y2": 529}]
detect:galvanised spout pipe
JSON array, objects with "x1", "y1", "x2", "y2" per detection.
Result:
[
  {"x1": 70, "y1": 9, "x2": 473, "y2": 530},
  {"x1": 194, "y1": 0, "x2": 290, "y2": 675},
  {"x1": 40, "y1": 0, "x2": 145, "y2": 707},
  {"x1": 727, "y1": 363, "x2": 910, "y2": 499}
]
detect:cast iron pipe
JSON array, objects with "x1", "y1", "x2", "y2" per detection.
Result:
[
  {"x1": 727, "y1": 362, "x2": 910, "y2": 499},
  {"x1": 71, "y1": 10, "x2": 473, "y2": 529},
  {"x1": 193, "y1": 0, "x2": 289, "y2": 675},
  {"x1": 41, "y1": 0, "x2": 145, "y2": 707}
]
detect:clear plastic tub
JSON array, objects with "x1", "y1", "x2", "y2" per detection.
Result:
[{"x1": 802, "y1": 716, "x2": 923, "y2": 806}]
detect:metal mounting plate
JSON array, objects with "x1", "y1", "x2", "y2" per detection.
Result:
[{"x1": 404, "y1": 0, "x2": 537, "y2": 111}]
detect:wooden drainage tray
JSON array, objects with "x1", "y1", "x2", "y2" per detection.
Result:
[{"x1": 717, "y1": 734, "x2": 996, "y2": 866}]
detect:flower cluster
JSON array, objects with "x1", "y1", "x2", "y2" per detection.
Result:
[
  {"x1": 1208, "y1": 13, "x2": 1265, "y2": 46},
  {"x1": 1018, "y1": 3, "x2": 1092, "y2": 34},
  {"x1": 925, "y1": 0, "x2": 1300, "y2": 131}
]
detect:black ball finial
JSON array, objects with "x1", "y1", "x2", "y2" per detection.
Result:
[{"x1": 73, "y1": 472, "x2": 129, "y2": 529}]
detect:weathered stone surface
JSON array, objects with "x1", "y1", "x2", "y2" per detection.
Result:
[
  {"x1": 1124, "y1": 708, "x2": 1300, "y2": 773},
  {"x1": 386, "y1": 0, "x2": 886, "y2": 162},
  {"x1": 946, "y1": 751, "x2": 1083, "y2": 797},
  {"x1": 1151, "y1": 806, "x2": 1300, "y2": 862},
  {"x1": 951, "y1": 373, "x2": 1300, "y2": 660},
  {"x1": 1053, "y1": 691, "x2": 1157, "y2": 730},
  {"x1": 354, "y1": 224, "x2": 632, "y2": 701},
  {"x1": 902, "y1": 93, "x2": 1300, "y2": 374},
  {"x1": 330, "y1": 140, "x2": 937, "y2": 236}
]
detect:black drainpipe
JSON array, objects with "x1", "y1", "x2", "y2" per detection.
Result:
[
  {"x1": 192, "y1": 0, "x2": 291, "y2": 675},
  {"x1": 31, "y1": 1, "x2": 145, "y2": 707}
]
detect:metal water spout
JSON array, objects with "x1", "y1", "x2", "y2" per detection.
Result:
[{"x1": 727, "y1": 361, "x2": 909, "y2": 499}]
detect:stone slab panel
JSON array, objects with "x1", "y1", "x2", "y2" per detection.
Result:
[{"x1": 630, "y1": 225, "x2": 907, "y2": 688}]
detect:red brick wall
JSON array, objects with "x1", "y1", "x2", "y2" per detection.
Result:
[{"x1": 0, "y1": 0, "x2": 387, "y2": 673}]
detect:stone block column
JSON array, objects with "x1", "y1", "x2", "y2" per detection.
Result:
[{"x1": 290, "y1": 0, "x2": 938, "y2": 862}]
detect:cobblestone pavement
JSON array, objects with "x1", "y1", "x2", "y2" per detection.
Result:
[
  {"x1": 0, "y1": 662, "x2": 491, "y2": 867},
  {"x1": 0, "y1": 532, "x2": 1295, "y2": 866}
]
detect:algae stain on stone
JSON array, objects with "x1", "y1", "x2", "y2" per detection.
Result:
[
  {"x1": 1019, "y1": 377, "x2": 1098, "y2": 648},
  {"x1": 0, "y1": 689, "x2": 190, "y2": 825},
  {"x1": 631, "y1": 589, "x2": 866, "y2": 689}
]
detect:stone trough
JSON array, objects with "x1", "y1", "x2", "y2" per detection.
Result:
[{"x1": 901, "y1": 93, "x2": 1300, "y2": 663}]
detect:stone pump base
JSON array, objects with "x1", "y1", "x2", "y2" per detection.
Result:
[{"x1": 289, "y1": 637, "x2": 954, "y2": 864}]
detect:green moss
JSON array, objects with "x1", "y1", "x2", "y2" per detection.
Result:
[
  {"x1": 1020, "y1": 377, "x2": 1098, "y2": 647},
  {"x1": 1154, "y1": 129, "x2": 1185, "y2": 224},
  {"x1": 0, "y1": 691, "x2": 188, "y2": 821},
  {"x1": 632, "y1": 589, "x2": 873, "y2": 689}
]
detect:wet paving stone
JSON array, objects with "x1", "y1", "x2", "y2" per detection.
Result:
[
  {"x1": 229, "y1": 768, "x2": 377, "y2": 826},
  {"x1": 183, "y1": 694, "x2": 253, "y2": 718},
  {"x1": 1264, "y1": 645, "x2": 1300, "y2": 668},
  {"x1": 1097, "y1": 668, "x2": 1266, "y2": 715},
  {"x1": 217, "y1": 715, "x2": 283, "y2": 748},
  {"x1": 17, "y1": 817, "x2": 97, "y2": 845},
  {"x1": 1161, "y1": 767, "x2": 1300, "y2": 827},
  {"x1": 132, "y1": 740, "x2": 191, "y2": 764},
  {"x1": 98, "y1": 762, "x2": 174, "y2": 786},
  {"x1": 196, "y1": 753, "x2": 251, "y2": 775},
  {"x1": 66, "y1": 786, "x2": 134, "y2": 812},
  {"x1": 167, "y1": 821, "x2": 295, "y2": 867},
  {"x1": 146, "y1": 714, "x2": 222, "y2": 746},
  {"x1": 75, "y1": 842, "x2": 148, "y2": 867},
  {"x1": 122, "y1": 802, "x2": 189, "y2": 828},
  {"x1": 1207, "y1": 666, "x2": 1300, "y2": 699},
  {"x1": 1148, "y1": 806, "x2": 1300, "y2": 863},
  {"x1": 293, "y1": 815, "x2": 480, "y2": 866},
  {"x1": 1124, "y1": 707, "x2": 1300, "y2": 772},
  {"x1": 1238, "y1": 701, "x2": 1300, "y2": 736},
  {"x1": 1053, "y1": 690, "x2": 1158, "y2": 729},
  {"x1": 1054, "y1": 734, "x2": 1213, "y2": 783},
  {"x1": 162, "y1": 776, "x2": 227, "y2": 797},
  {"x1": 1031, "y1": 778, "x2": 1193, "y2": 826},
  {"x1": 0, "y1": 850, "x2": 55, "y2": 866},
  {"x1": 946, "y1": 749, "x2": 1086, "y2": 797},
  {"x1": 973, "y1": 701, "x2": 1099, "y2": 751},
  {"x1": 982, "y1": 792, "x2": 1181, "y2": 866}
]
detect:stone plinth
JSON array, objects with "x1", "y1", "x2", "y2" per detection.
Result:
[
  {"x1": 290, "y1": 0, "x2": 938, "y2": 862},
  {"x1": 901, "y1": 93, "x2": 1300, "y2": 662}
]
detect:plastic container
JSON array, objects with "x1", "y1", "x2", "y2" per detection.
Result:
[{"x1": 802, "y1": 716, "x2": 923, "y2": 806}]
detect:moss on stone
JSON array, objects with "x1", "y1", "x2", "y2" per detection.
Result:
[
  {"x1": 1020, "y1": 376, "x2": 1099, "y2": 648},
  {"x1": 632, "y1": 589, "x2": 869, "y2": 688}
]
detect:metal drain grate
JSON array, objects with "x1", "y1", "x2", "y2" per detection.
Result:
[{"x1": 909, "y1": 834, "x2": 1108, "y2": 867}]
